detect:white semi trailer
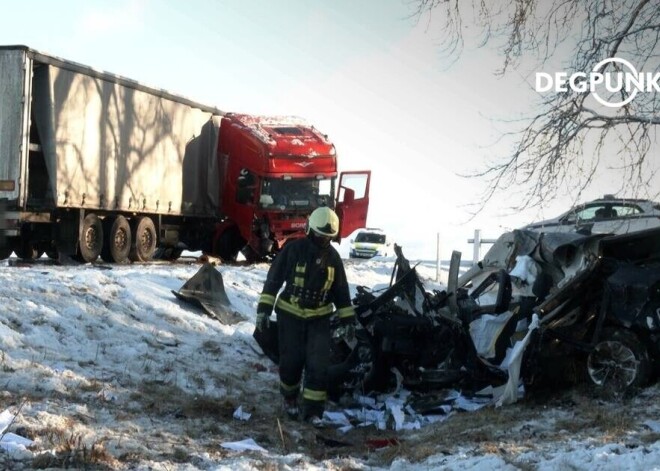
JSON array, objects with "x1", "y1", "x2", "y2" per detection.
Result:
[{"x1": 0, "y1": 45, "x2": 224, "y2": 263}]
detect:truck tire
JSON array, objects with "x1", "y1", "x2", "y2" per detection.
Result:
[
  {"x1": 216, "y1": 226, "x2": 244, "y2": 262},
  {"x1": 77, "y1": 213, "x2": 103, "y2": 263},
  {"x1": 101, "y1": 215, "x2": 131, "y2": 263},
  {"x1": 129, "y1": 216, "x2": 157, "y2": 262},
  {"x1": 587, "y1": 327, "x2": 651, "y2": 391}
]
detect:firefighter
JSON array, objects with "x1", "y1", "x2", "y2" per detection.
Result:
[{"x1": 255, "y1": 207, "x2": 356, "y2": 425}]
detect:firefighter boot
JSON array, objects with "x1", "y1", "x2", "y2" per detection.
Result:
[
  {"x1": 301, "y1": 401, "x2": 325, "y2": 428},
  {"x1": 282, "y1": 396, "x2": 299, "y2": 420}
]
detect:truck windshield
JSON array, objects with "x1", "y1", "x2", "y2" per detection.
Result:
[{"x1": 259, "y1": 177, "x2": 335, "y2": 210}]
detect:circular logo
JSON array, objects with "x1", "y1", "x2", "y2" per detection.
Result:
[{"x1": 591, "y1": 57, "x2": 639, "y2": 108}]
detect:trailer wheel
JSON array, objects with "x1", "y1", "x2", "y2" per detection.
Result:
[
  {"x1": 76, "y1": 213, "x2": 103, "y2": 263},
  {"x1": 587, "y1": 328, "x2": 651, "y2": 392},
  {"x1": 129, "y1": 216, "x2": 156, "y2": 262},
  {"x1": 101, "y1": 216, "x2": 131, "y2": 263}
]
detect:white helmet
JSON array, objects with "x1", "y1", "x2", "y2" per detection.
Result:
[{"x1": 306, "y1": 207, "x2": 340, "y2": 237}]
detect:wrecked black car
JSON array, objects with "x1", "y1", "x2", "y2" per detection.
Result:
[
  {"x1": 327, "y1": 227, "x2": 660, "y2": 400},
  {"x1": 252, "y1": 227, "x2": 660, "y2": 401}
]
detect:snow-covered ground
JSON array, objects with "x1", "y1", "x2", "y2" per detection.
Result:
[{"x1": 1, "y1": 252, "x2": 660, "y2": 470}]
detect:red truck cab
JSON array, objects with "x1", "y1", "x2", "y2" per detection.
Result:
[{"x1": 214, "y1": 114, "x2": 369, "y2": 261}]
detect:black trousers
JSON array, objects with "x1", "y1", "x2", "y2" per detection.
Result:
[{"x1": 276, "y1": 308, "x2": 330, "y2": 418}]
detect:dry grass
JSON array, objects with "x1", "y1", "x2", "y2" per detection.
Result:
[
  {"x1": 78, "y1": 378, "x2": 105, "y2": 393},
  {"x1": 171, "y1": 446, "x2": 191, "y2": 463},
  {"x1": 347, "y1": 385, "x2": 650, "y2": 467},
  {"x1": 31, "y1": 427, "x2": 117, "y2": 469},
  {"x1": 554, "y1": 390, "x2": 636, "y2": 438},
  {"x1": 130, "y1": 380, "x2": 237, "y2": 419},
  {"x1": 8, "y1": 362, "x2": 659, "y2": 470},
  {"x1": 201, "y1": 339, "x2": 223, "y2": 355},
  {"x1": 181, "y1": 395, "x2": 237, "y2": 419}
]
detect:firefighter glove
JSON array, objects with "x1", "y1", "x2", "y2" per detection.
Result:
[{"x1": 256, "y1": 311, "x2": 270, "y2": 332}]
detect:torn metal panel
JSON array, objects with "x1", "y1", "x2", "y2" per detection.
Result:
[{"x1": 172, "y1": 263, "x2": 244, "y2": 325}]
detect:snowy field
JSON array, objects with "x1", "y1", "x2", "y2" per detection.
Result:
[{"x1": 1, "y1": 252, "x2": 660, "y2": 470}]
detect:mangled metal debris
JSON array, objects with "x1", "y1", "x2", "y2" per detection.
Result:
[
  {"x1": 249, "y1": 227, "x2": 660, "y2": 412},
  {"x1": 301, "y1": 228, "x2": 660, "y2": 403},
  {"x1": 172, "y1": 263, "x2": 245, "y2": 325}
]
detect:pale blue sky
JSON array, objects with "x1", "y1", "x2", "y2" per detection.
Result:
[{"x1": 0, "y1": 0, "x2": 600, "y2": 259}]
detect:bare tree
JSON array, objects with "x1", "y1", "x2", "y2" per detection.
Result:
[{"x1": 412, "y1": 0, "x2": 660, "y2": 210}]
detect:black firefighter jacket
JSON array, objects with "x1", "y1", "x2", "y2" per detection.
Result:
[{"x1": 257, "y1": 237, "x2": 355, "y2": 321}]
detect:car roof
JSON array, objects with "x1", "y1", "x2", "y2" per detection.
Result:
[
  {"x1": 590, "y1": 198, "x2": 651, "y2": 204},
  {"x1": 588, "y1": 195, "x2": 655, "y2": 204}
]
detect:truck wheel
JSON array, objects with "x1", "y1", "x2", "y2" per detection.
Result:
[
  {"x1": 101, "y1": 216, "x2": 131, "y2": 263},
  {"x1": 77, "y1": 213, "x2": 103, "y2": 263},
  {"x1": 587, "y1": 328, "x2": 651, "y2": 391},
  {"x1": 129, "y1": 216, "x2": 156, "y2": 262},
  {"x1": 216, "y1": 226, "x2": 244, "y2": 262}
]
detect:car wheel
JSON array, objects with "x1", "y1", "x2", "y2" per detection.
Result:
[{"x1": 587, "y1": 328, "x2": 651, "y2": 391}]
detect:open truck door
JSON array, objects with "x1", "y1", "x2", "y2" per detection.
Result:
[{"x1": 336, "y1": 171, "x2": 371, "y2": 239}]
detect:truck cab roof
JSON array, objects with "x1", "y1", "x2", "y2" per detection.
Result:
[{"x1": 224, "y1": 113, "x2": 335, "y2": 158}]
